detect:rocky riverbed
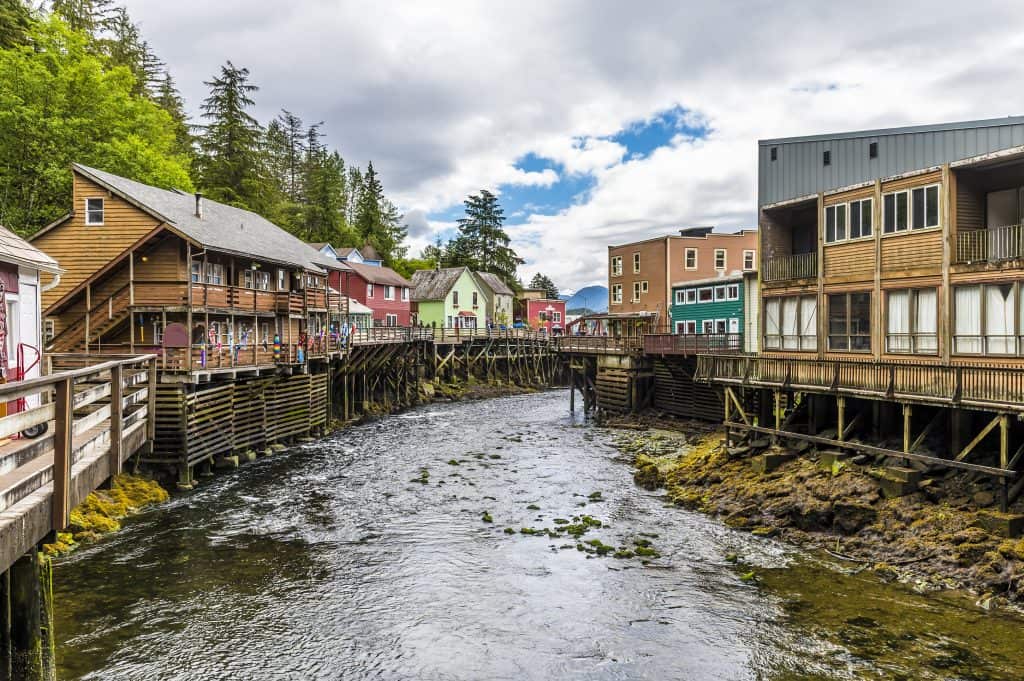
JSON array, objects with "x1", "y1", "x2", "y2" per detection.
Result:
[{"x1": 611, "y1": 415, "x2": 1024, "y2": 609}]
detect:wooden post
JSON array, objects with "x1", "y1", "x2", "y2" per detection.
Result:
[
  {"x1": 1000, "y1": 413, "x2": 1010, "y2": 512},
  {"x1": 9, "y1": 553, "x2": 42, "y2": 680},
  {"x1": 836, "y1": 396, "x2": 846, "y2": 443},
  {"x1": 109, "y1": 363, "x2": 123, "y2": 478},
  {"x1": 84, "y1": 283, "x2": 91, "y2": 354},
  {"x1": 52, "y1": 377, "x2": 73, "y2": 532},
  {"x1": 569, "y1": 368, "x2": 576, "y2": 413},
  {"x1": 0, "y1": 568, "x2": 10, "y2": 681},
  {"x1": 902, "y1": 403, "x2": 912, "y2": 453},
  {"x1": 723, "y1": 387, "x2": 732, "y2": 447},
  {"x1": 147, "y1": 359, "x2": 157, "y2": 448}
]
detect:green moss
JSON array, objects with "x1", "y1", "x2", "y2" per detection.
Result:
[
  {"x1": 481, "y1": 512, "x2": 493, "y2": 523},
  {"x1": 614, "y1": 549, "x2": 635, "y2": 559},
  {"x1": 447, "y1": 459, "x2": 460, "y2": 466},
  {"x1": 526, "y1": 504, "x2": 540, "y2": 510},
  {"x1": 634, "y1": 546, "x2": 660, "y2": 558},
  {"x1": 504, "y1": 527, "x2": 516, "y2": 534},
  {"x1": 739, "y1": 571, "x2": 757, "y2": 582}
]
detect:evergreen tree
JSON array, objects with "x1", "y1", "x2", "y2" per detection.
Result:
[
  {"x1": 154, "y1": 72, "x2": 192, "y2": 159},
  {"x1": 354, "y1": 160, "x2": 382, "y2": 238},
  {"x1": 450, "y1": 190, "x2": 522, "y2": 283},
  {"x1": 301, "y1": 125, "x2": 354, "y2": 244},
  {"x1": 529, "y1": 273, "x2": 559, "y2": 299},
  {"x1": 0, "y1": 0, "x2": 32, "y2": 48},
  {"x1": 344, "y1": 166, "x2": 362, "y2": 225},
  {"x1": 195, "y1": 61, "x2": 268, "y2": 210},
  {"x1": 50, "y1": 0, "x2": 111, "y2": 36}
]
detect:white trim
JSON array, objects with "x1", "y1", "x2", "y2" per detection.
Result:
[
  {"x1": 713, "y1": 248, "x2": 726, "y2": 270},
  {"x1": 684, "y1": 247, "x2": 698, "y2": 270},
  {"x1": 84, "y1": 197, "x2": 104, "y2": 225}
]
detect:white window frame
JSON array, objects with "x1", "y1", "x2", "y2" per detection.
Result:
[
  {"x1": 726, "y1": 284, "x2": 740, "y2": 301},
  {"x1": 632, "y1": 281, "x2": 642, "y2": 302},
  {"x1": 713, "y1": 285, "x2": 728, "y2": 301},
  {"x1": 714, "y1": 318, "x2": 728, "y2": 334},
  {"x1": 611, "y1": 256, "x2": 623, "y2": 277},
  {"x1": 825, "y1": 203, "x2": 847, "y2": 243},
  {"x1": 826, "y1": 199, "x2": 875, "y2": 244},
  {"x1": 742, "y1": 250, "x2": 755, "y2": 271},
  {"x1": 701, "y1": 320, "x2": 715, "y2": 334},
  {"x1": 552, "y1": 311, "x2": 562, "y2": 322},
  {"x1": 764, "y1": 294, "x2": 817, "y2": 351},
  {"x1": 85, "y1": 197, "x2": 104, "y2": 225},
  {"x1": 674, "y1": 290, "x2": 685, "y2": 305},
  {"x1": 471, "y1": 291, "x2": 478, "y2": 307},
  {"x1": 714, "y1": 249, "x2": 726, "y2": 270},
  {"x1": 367, "y1": 283, "x2": 374, "y2": 298},
  {"x1": 632, "y1": 252, "x2": 640, "y2": 274},
  {"x1": 204, "y1": 263, "x2": 224, "y2": 286},
  {"x1": 278, "y1": 269, "x2": 287, "y2": 291},
  {"x1": 685, "y1": 289, "x2": 697, "y2": 304},
  {"x1": 611, "y1": 284, "x2": 622, "y2": 304},
  {"x1": 697, "y1": 287, "x2": 713, "y2": 303},
  {"x1": 401, "y1": 287, "x2": 409, "y2": 301},
  {"x1": 682, "y1": 320, "x2": 697, "y2": 334},
  {"x1": 886, "y1": 287, "x2": 938, "y2": 355},
  {"x1": 684, "y1": 248, "x2": 698, "y2": 270},
  {"x1": 384, "y1": 285, "x2": 395, "y2": 301},
  {"x1": 385, "y1": 313, "x2": 398, "y2": 327},
  {"x1": 884, "y1": 184, "x2": 939, "y2": 234},
  {"x1": 190, "y1": 261, "x2": 201, "y2": 283},
  {"x1": 640, "y1": 280, "x2": 649, "y2": 294}
]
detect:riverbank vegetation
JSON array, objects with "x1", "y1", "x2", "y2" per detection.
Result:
[{"x1": 612, "y1": 420, "x2": 1024, "y2": 609}]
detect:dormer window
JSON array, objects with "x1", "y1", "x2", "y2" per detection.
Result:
[{"x1": 85, "y1": 198, "x2": 104, "y2": 225}]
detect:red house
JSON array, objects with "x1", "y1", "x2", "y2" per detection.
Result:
[
  {"x1": 522, "y1": 295, "x2": 566, "y2": 335},
  {"x1": 333, "y1": 261, "x2": 413, "y2": 326}
]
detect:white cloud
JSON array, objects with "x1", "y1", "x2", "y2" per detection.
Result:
[{"x1": 126, "y1": 0, "x2": 1024, "y2": 288}]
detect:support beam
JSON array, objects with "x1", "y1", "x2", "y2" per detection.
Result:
[
  {"x1": 836, "y1": 396, "x2": 846, "y2": 443},
  {"x1": 954, "y1": 413, "x2": 1002, "y2": 463}
]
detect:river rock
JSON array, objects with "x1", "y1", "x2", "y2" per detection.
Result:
[
  {"x1": 832, "y1": 501, "x2": 878, "y2": 534},
  {"x1": 790, "y1": 498, "x2": 833, "y2": 531},
  {"x1": 972, "y1": 490, "x2": 996, "y2": 508}
]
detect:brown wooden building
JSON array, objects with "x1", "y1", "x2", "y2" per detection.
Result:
[
  {"x1": 607, "y1": 227, "x2": 757, "y2": 322},
  {"x1": 33, "y1": 164, "x2": 346, "y2": 379}
]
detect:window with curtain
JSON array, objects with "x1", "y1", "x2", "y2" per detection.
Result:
[
  {"x1": 764, "y1": 295, "x2": 815, "y2": 350},
  {"x1": 800, "y1": 296, "x2": 817, "y2": 350},
  {"x1": 986, "y1": 284, "x2": 1015, "y2": 354},
  {"x1": 828, "y1": 292, "x2": 871, "y2": 351},
  {"x1": 782, "y1": 297, "x2": 799, "y2": 349},
  {"x1": 764, "y1": 299, "x2": 780, "y2": 349},
  {"x1": 886, "y1": 288, "x2": 937, "y2": 354},
  {"x1": 954, "y1": 285, "x2": 982, "y2": 353}
]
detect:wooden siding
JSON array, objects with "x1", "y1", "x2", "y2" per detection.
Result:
[
  {"x1": 881, "y1": 169, "x2": 942, "y2": 193},
  {"x1": 824, "y1": 185, "x2": 873, "y2": 205},
  {"x1": 823, "y1": 239, "x2": 874, "y2": 282},
  {"x1": 881, "y1": 229, "x2": 943, "y2": 274},
  {"x1": 36, "y1": 172, "x2": 162, "y2": 310}
]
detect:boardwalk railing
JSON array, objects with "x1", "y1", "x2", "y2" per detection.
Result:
[
  {"x1": 642, "y1": 333, "x2": 742, "y2": 356},
  {"x1": 763, "y1": 252, "x2": 817, "y2": 282},
  {"x1": 554, "y1": 336, "x2": 643, "y2": 354},
  {"x1": 696, "y1": 353, "x2": 1024, "y2": 412},
  {"x1": 0, "y1": 354, "x2": 157, "y2": 573},
  {"x1": 956, "y1": 224, "x2": 1024, "y2": 263}
]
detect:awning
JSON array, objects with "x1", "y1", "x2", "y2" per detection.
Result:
[{"x1": 458, "y1": 310, "x2": 477, "y2": 317}]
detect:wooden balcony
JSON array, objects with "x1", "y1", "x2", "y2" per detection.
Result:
[
  {"x1": 554, "y1": 336, "x2": 642, "y2": 355},
  {"x1": 763, "y1": 252, "x2": 817, "y2": 283},
  {"x1": 642, "y1": 333, "x2": 742, "y2": 356},
  {"x1": 277, "y1": 292, "x2": 304, "y2": 315},
  {"x1": 696, "y1": 353, "x2": 1024, "y2": 413},
  {"x1": 306, "y1": 289, "x2": 328, "y2": 310},
  {"x1": 956, "y1": 224, "x2": 1024, "y2": 264}
]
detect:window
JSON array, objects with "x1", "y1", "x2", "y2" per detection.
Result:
[
  {"x1": 726, "y1": 284, "x2": 740, "y2": 301},
  {"x1": 278, "y1": 269, "x2": 287, "y2": 291},
  {"x1": 385, "y1": 313, "x2": 398, "y2": 327},
  {"x1": 714, "y1": 319, "x2": 728, "y2": 334},
  {"x1": 685, "y1": 289, "x2": 697, "y2": 304},
  {"x1": 367, "y1": 283, "x2": 374, "y2": 298},
  {"x1": 911, "y1": 185, "x2": 940, "y2": 230},
  {"x1": 883, "y1": 191, "x2": 908, "y2": 233},
  {"x1": 85, "y1": 198, "x2": 104, "y2": 225},
  {"x1": 538, "y1": 311, "x2": 548, "y2": 322},
  {"x1": 770, "y1": 146, "x2": 778, "y2": 162},
  {"x1": 5, "y1": 300, "x2": 15, "y2": 361},
  {"x1": 204, "y1": 263, "x2": 224, "y2": 285},
  {"x1": 823, "y1": 150, "x2": 831, "y2": 166},
  {"x1": 452, "y1": 290, "x2": 459, "y2": 306},
  {"x1": 632, "y1": 252, "x2": 640, "y2": 273},
  {"x1": 697, "y1": 287, "x2": 713, "y2": 303},
  {"x1": 714, "y1": 285, "x2": 728, "y2": 301},
  {"x1": 384, "y1": 285, "x2": 395, "y2": 300},
  {"x1": 728, "y1": 318, "x2": 740, "y2": 334},
  {"x1": 471, "y1": 291, "x2": 478, "y2": 306},
  {"x1": 954, "y1": 283, "x2": 1019, "y2": 355},
  {"x1": 849, "y1": 198, "x2": 872, "y2": 239},
  {"x1": 552, "y1": 311, "x2": 562, "y2": 322},
  {"x1": 886, "y1": 288, "x2": 937, "y2": 354},
  {"x1": 255, "y1": 271, "x2": 270, "y2": 290},
  {"x1": 191, "y1": 261, "x2": 201, "y2": 283},
  {"x1": 764, "y1": 295, "x2": 816, "y2": 350},
  {"x1": 701, "y1": 320, "x2": 715, "y2": 334},
  {"x1": 243, "y1": 270, "x2": 269, "y2": 290},
  {"x1": 674, "y1": 290, "x2": 686, "y2": 305},
  {"x1": 401, "y1": 287, "x2": 409, "y2": 301},
  {"x1": 632, "y1": 282, "x2": 642, "y2": 301},
  {"x1": 677, "y1": 320, "x2": 697, "y2": 334},
  {"x1": 153, "y1": 321, "x2": 164, "y2": 345},
  {"x1": 714, "y1": 249, "x2": 726, "y2": 270},
  {"x1": 869, "y1": 142, "x2": 878, "y2": 159},
  {"x1": 825, "y1": 204, "x2": 846, "y2": 243},
  {"x1": 611, "y1": 256, "x2": 623, "y2": 276},
  {"x1": 684, "y1": 248, "x2": 697, "y2": 270},
  {"x1": 828, "y1": 292, "x2": 871, "y2": 351},
  {"x1": 743, "y1": 250, "x2": 755, "y2": 271},
  {"x1": 611, "y1": 284, "x2": 622, "y2": 304},
  {"x1": 44, "y1": 319, "x2": 54, "y2": 344},
  {"x1": 640, "y1": 281, "x2": 649, "y2": 293}
]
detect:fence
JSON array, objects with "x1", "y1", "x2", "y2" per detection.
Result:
[
  {"x1": 642, "y1": 333, "x2": 742, "y2": 355},
  {"x1": 956, "y1": 224, "x2": 1024, "y2": 263},
  {"x1": 763, "y1": 252, "x2": 817, "y2": 282}
]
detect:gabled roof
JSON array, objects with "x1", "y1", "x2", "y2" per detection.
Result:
[
  {"x1": 343, "y1": 260, "x2": 411, "y2": 287},
  {"x1": 411, "y1": 266, "x2": 470, "y2": 301},
  {"x1": 336, "y1": 246, "x2": 359, "y2": 258},
  {"x1": 0, "y1": 224, "x2": 61, "y2": 274},
  {"x1": 70, "y1": 164, "x2": 340, "y2": 273},
  {"x1": 474, "y1": 271, "x2": 514, "y2": 296},
  {"x1": 347, "y1": 297, "x2": 373, "y2": 315}
]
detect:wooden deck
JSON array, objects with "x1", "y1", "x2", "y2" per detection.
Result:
[
  {"x1": 642, "y1": 333, "x2": 742, "y2": 356},
  {"x1": 554, "y1": 336, "x2": 643, "y2": 355},
  {"x1": 0, "y1": 355, "x2": 156, "y2": 574}
]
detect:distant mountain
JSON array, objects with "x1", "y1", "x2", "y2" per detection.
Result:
[{"x1": 562, "y1": 285, "x2": 608, "y2": 314}]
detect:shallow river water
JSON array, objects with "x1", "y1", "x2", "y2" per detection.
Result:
[{"x1": 54, "y1": 391, "x2": 1024, "y2": 680}]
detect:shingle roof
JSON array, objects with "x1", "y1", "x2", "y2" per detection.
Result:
[
  {"x1": 411, "y1": 267, "x2": 468, "y2": 301},
  {"x1": 0, "y1": 224, "x2": 61, "y2": 274},
  {"x1": 73, "y1": 164, "x2": 341, "y2": 273},
  {"x1": 343, "y1": 260, "x2": 412, "y2": 287},
  {"x1": 474, "y1": 271, "x2": 513, "y2": 296}
]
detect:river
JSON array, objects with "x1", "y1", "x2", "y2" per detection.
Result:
[{"x1": 53, "y1": 391, "x2": 1024, "y2": 680}]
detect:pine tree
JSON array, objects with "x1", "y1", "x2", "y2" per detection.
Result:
[
  {"x1": 50, "y1": 0, "x2": 112, "y2": 36},
  {"x1": 154, "y1": 72, "x2": 192, "y2": 159},
  {"x1": 344, "y1": 166, "x2": 362, "y2": 225},
  {"x1": 529, "y1": 273, "x2": 559, "y2": 299},
  {"x1": 451, "y1": 190, "x2": 522, "y2": 283},
  {"x1": 354, "y1": 160, "x2": 383, "y2": 239},
  {"x1": 0, "y1": 0, "x2": 32, "y2": 48},
  {"x1": 195, "y1": 61, "x2": 267, "y2": 210},
  {"x1": 277, "y1": 110, "x2": 306, "y2": 201}
]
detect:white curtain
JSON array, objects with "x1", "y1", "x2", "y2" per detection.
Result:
[
  {"x1": 782, "y1": 297, "x2": 799, "y2": 350},
  {"x1": 954, "y1": 286, "x2": 981, "y2": 353},
  {"x1": 986, "y1": 284, "x2": 1015, "y2": 354},
  {"x1": 887, "y1": 290, "x2": 910, "y2": 352},
  {"x1": 915, "y1": 289, "x2": 937, "y2": 353},
  {"x1": 765, "y1": 299, "x2": 780, "y2": 349},
  {"x1": 800, "y1": 296, "x2": 817, "y2": 350}
]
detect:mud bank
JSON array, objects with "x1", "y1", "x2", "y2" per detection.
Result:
[{"x1": 609, "y1": 415, "x2": 1024, "y2": 609}]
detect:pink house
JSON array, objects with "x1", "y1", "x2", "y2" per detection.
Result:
[{"x1": 524, "y1": 297, "x2": 566, "y2": 334}]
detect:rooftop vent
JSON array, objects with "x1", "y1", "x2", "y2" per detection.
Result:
[{"x1": 195, "y1": 193, "x2": 204, "y2": 219}]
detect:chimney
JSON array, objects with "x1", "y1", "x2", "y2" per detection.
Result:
[{"x1": 195, "y1": 193, "x2": 204, "y2": 219}]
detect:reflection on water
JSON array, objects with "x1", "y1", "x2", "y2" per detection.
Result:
[{"x1": 54, "y1": 392, "x2": 1023, "y2": 680}]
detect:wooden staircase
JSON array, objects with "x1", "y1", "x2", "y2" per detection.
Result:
[{"x1": 48, "y1": 284, "x2": 131, "y2": 353}]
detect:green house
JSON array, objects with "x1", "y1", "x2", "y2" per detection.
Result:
[
  {"x1": 411, "y1": 267, "x2": 489, "y2": 328},
  {"x1": 671, "y1": 274, "x2": 744, "y2": 335}
]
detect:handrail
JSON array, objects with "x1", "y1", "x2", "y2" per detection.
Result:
[
  {"x1": 763, "y1": 252, "x2": 817, "y2": 282},
  {"x1": 956, "y1": 223, "x2": 1024, "y2": 263}
]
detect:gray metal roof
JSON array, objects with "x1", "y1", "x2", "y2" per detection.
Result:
[
  {"x1": 411, "y1": 267, "x2": 469, "y2": 301},
  {"x1": 474, "y1": 271, "x2": 514, "y2": 297},
  {"x1": 74, "y1": 164, "x2": 341, "y2": 273},
  {"x1": 759, "y1": 116, "x2": 1024, "y2": 207}
]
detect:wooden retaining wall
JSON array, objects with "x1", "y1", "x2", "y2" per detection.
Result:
[{"x1": 652, "y1": 357, "x2": 723, "y2": 421}]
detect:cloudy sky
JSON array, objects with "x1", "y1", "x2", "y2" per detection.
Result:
[{"x1": 127, "y1": 0, "x2": 1024, "y2": 292}]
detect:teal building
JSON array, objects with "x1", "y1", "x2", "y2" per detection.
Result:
[{"x1": 670, "y1": 274, "x2": 744, "y2": 335}]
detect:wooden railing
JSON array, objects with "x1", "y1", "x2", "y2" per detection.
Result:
[
  {"x1": 0, "y1": 354, "x2": 156, "y2": 573},
  {"x1": 554, "y1": 335, "x2": 643, "y2": 354},
  {"x1": 306, "y1": 289, "x2": 328, "y2": 309},
  {"x1": 696, "y1": 353, "x2": 1024, "y2": 411},
  {"x1": 49, "y1": 283, "x2": 132, "y2": 351},
  {"x1": 763, "y1": 252, "x2": 817, "y2": 282},
  {"x1": 277, "y1": 292, "x2": 304, "y2": 315},
  {"x1": 956, "y1": 224, "x2": 1024, "y2": 263},
  {"x1": 643, "y1": 333, "x2": 742, "y2": 356}
]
